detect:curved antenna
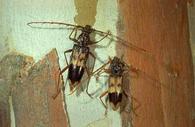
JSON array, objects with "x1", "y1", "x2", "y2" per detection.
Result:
[
  {"x1": 92, "y1": 29, "x2": 152, "y2": 58},
  {"x1": 27, "y1": 21, "x2": 83, "y2": 29},
  {"x1": 27, "y1": 21, "x2": 152, "y2": 57}
]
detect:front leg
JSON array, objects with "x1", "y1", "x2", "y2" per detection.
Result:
[
  {"x1": 95, "y1": 68, "x2": 110, "y2": 81},
  {"x1": 88, "y1": 31, "x2": 110, "y2": 45},
  {"x1": 90, "y1": 59, "x2": 111, "y2": 76},
  {"x1": 69, "y1": 27, "x2": 78, "y2": 43},
  {"x1": 52, "y1": 64, "x2": 70, "y2": 99},
  {"x1": 100, "y1": 90, "x2": 108, "y2": 110}
]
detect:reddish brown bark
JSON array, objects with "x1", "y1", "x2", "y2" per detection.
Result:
[
  {"x1": 0, "y1": 49, "x2": 69, "y2": 127},
  {"x1": 12, "y1": 49, "x2": 69, "y2": 127},
  {"x1": 118, "y1": 0, "x2": 194, "y2": 127}
]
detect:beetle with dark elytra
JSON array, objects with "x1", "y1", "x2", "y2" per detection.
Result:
[
  {"x1": 89, "y1": 55, "x2": 176, "y2": 116},
  {"x1": 27, "y1": 21, "x2": 158, "y2": 99},
  {"x1": 90, "y1": 56, "x2": 140, "y2": 114},
  {"x1": 27, "y1": 22, "x2": 112, "y2": 98}
]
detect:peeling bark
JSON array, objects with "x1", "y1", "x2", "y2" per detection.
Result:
[{"x1": 0, "y1": 49, "x2": 69, "y2": 127}]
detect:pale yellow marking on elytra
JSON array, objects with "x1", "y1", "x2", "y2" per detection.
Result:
[
  {"x1": 71, "y1": 50, "x2": 87, "y2": 66},
  {"x1": 108, "y1": 76, "x2": 123, "y2": 93},
  {"x1": 108, "y1": 86, "x2": 122, "y2": 93},
  {"x1": 109, "y1": 76, "x2": 122, "y2": 86},
  {"x1": 110, "y1": 102, "x2": 121, "y2": 111},
  {"x1": 108, "y1": 86, "x2": 115, "y2": 93}
]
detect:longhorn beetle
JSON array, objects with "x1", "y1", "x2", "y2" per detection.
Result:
[
  {"x1": 90, "y1": 56, "x2": 174, "y2": 114},
  {"x1": 27, "y1": 21, "x2": 159, "y2": 99},
  {"x1": 84, "y1": 53, "x2": 178, "y2": 126},
  {"x1": 88, "y1": 56, "x2": 138, "y2": 113}
]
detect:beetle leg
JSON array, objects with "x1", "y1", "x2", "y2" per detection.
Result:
[
  {"x1": 88, "y1": 31, "x2": 110, "y2": 45},
  {"x1": 85, "y1": 52, "x2": 96, "y2": 97},
  {"x1": 95, "y1": 68, "x2": 110, "y2": 81},
  {"x1": 53, "y1": 48, "x2": 72, "y2": 98},
  {"x1": 104, "y1": 96, "x2": 109, "y2": 116},
  {"x1": 64, "y1": 49, "x2": 72, "y2": 66},
  {"x1": 52, "y1": 65, "x2": 70, "y2": 99},
  {"x1": 73, "y1": 27, "x2": 77, "y2": 39},
  {"x1": 85, "y1": 66, "x2": 93, "y2": 98},
  {"x1": 69, "y1": 27, "x2": 78, "y2": 43},
  {"x1": 88, "y1": 52, "x2": 110, "y2": 76},
  {"x1": 99, "y1": 90, "x2": 108, "y2": 109},
  {"x1": 91, "y1": 59, "x2": 111, "y2": 76},
  {"x1": 89, "y1": 52, "x2": 96, "y2": 63},
  {"x1": 68, "y1": 82, "x2": 80, "y2": 95}
]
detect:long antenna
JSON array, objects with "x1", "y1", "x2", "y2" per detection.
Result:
[
  {"x1": 94, "y1": 29, "x2": 152, "y2": 57},
  {"x1": 27, "y1": 21, "x2": 153, "y2": 57},
  {"x1": 27, "y1": 21, "x2": 83, "y2": 29}
]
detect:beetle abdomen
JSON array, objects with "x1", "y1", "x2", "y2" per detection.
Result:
[
  {"x1": 108, "y1": 92, "x2": 122, "y2": 106},
  {"x1": 68, "y1": 64, "x2": 85, "y2": 84}
]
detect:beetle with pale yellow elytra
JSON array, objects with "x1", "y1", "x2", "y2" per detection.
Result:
[{"x1": 89, "y1": 56, "x2": 140, "y2": 114}]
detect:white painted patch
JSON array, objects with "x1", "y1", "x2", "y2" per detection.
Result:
[{"x1": 0, "y1": 0, "x2": 122, "y2": 127}]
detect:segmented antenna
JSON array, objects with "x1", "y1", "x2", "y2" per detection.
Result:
[
  {"x1": 27, "y1": 21, "x2": 83, "y2": 29},
  {"x1": 27, "y1": 21, "x2": 152, "y2": 57}
]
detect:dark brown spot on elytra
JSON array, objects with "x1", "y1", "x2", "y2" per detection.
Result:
[{"x1": 108, "y1": 92, "x2": 122, "y2": 106}]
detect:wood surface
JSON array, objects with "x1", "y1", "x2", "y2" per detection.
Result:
[
  {"x1": 0, "y1": 49, "x2": 69, "y2": 127},
  {"x1": 117, "y1": 0, "x2": 194, "y2": 127}
]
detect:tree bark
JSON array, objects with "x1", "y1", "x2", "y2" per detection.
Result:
[
  {"x1": 117, "y1": 0, "x2": 194, "y2": 127},
  {"x1": 0, "y1": 49, "x2": 69, "y2": 127}
]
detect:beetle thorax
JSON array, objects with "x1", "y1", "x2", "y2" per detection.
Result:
[
  {"x1": 77, "y1": 32, "x2": 90, "y2": 46},
  {"x1": 110, "y1": 58, "x2": 125, "y2": 76}
]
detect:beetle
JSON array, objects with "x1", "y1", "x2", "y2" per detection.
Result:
[
  {"x1": 90, "y1": 56, "x2": 173, "y2": 114},
  {"x1": 27, "y1": 22, "x2": 112, "y2": 98},
  {"x1": 88, "y1": 56, "x2": 139, "y2": 113},
  {"x1": 89, "y1": 55, "x2": 179, "y2": 117}
]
